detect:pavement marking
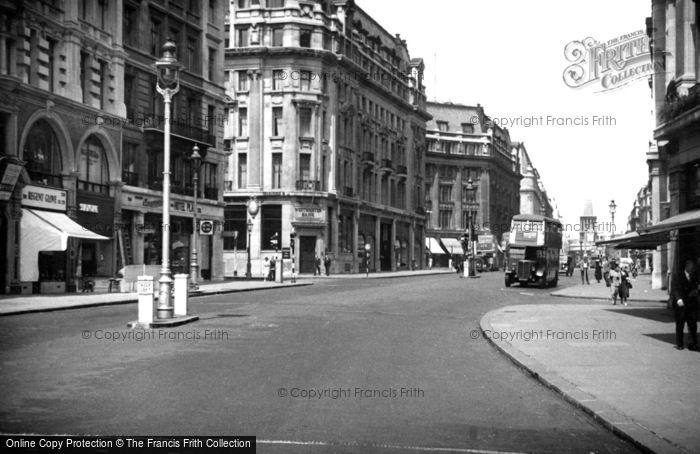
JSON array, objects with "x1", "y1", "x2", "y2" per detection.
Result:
[
  {"x1": 519, "y1": 292, "x2": 534, "y2": 296},
  {"x1": 257, "y1": 439, "x2": 527, "y2": 454}
]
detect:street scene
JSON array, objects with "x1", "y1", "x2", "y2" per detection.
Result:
[{"x1": 1, "y1": 0, "x2": 699, "y2": 452}]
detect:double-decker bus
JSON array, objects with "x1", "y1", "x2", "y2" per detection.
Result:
[{"x1": 504, "y1": 214, "x2": 563, "y2": 288}]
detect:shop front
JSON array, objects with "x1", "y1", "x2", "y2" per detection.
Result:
[
  {"x1": 19, "y1": 185, "x2": 109, "y2": 293},
  {"x1": 75, "y1": 191, "x2": 115, "y2": 278},
  {"x1": 292, "y1": 204, "x2": 327, "y2": 275}
]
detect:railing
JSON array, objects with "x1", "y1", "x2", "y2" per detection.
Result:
[
  {"x1": 28, "y1": 171, "x2": 62, "y2": 188},
  {"x1": 144, "y1": 117, "x2": 216, "y2": 146},
  {"x1": 361, "y1": 152, "x2": 375, "y2": 163},
  {"x1": 380, "y1": 158, "x2": 393, "y2": 173},
  {"x1": 204, "y1": 186, "x2": 218, "y2": 200},
  {"x1": 396, "y1": 165, "x2": 408, "y2": 176},
  {"x1": 343, "y1": 186, "x2": 354, "y2": 197},
  {"x1": 122, "y1": 170, "x2": 139, "y2": 186},
  {"x1": 77, "y1": 180, "x2": 110, "y2": 195},
  {"x1": 296, "y1": 180, "x2": 320, "y2": 191}
]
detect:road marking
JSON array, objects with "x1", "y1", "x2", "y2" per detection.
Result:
[
  {"x1": 258, "y1": 439, "x2": 527, "y2": 454},
  {"x1": 519, "y1": 292, "x2": 534, "y2": 296}
]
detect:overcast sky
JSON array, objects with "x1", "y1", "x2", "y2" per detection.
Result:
[{"x1": 359, "y1": 0, "x2": 653, "y2": 234}]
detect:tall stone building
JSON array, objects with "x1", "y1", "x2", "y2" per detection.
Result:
[
  {"x1": 0, "y1": 0, "x2": 227, "y2": 294},
  {"x1": 424, "y1": 101, "x2": 521, "y2": 260},
  {"x1": 514, "y1": 142, "x2": 554, "y2": 218},
  {"x1": 645, "y1": 0, "x2": 699, "y2": 289},
  {"x1": 222, "y1": 0, "x2": 430, "y2": 275}
]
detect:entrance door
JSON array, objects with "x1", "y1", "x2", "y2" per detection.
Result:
[
  {"x1": 82, "y1": 242, "x2": 97, "y2": 276},
  {"x1": 380, "y1": 223, "x2": 392, "y2": 271},
  {"x1": 300, "y1": 236, "x2": 316, "y2": 274}
]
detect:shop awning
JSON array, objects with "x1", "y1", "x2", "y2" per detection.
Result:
[
  {"x1": 425, "y1": 237, "x2": 446, "y2": 254},
  {"x1": 440, "y1": 237, "x2": 463, "y2": 254},
  {"x1": 20, "y1": 209, "x2": 109, "y2": 281},
  {"x1": 644, "y1": 209, "x2": 700, "y2": 235},
  {"x1": 596, "y1": 230, "x2": 670, "y2": 250}
]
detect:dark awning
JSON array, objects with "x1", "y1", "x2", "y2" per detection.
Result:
[
  {"x1": 643, "y1": 209, "x2": 700, "y2": 235},
  {"x1": 595, "y1": 230, "x2": 670, "y2": 250}
]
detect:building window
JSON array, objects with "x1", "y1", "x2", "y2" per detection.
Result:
[
  {"x1": 237, "y1": 26, "x2": 249, "y2": 47},
  {"x1": 439, "y1": 209, "x2": 452, "y2": 229},
  {"x1": 122, "y1": 141, "x2": 139, "y2": 186},
  {"x1": 237, "y1": 70, "x2": 248, "y2": 91},
  {"x1": 300, "y1": 70, "x2": 311, "y2": 91},
  {"x1": 79, "y1": 0, "x2": 88, "y2": 20},
  {"x1": 272, "y1": 26, "x2": 284, "y2": 46},
  {"x1": 238, "y1": 108, "x2": 248, "y2": 136},
  {"x1": 272, "y1": 70, "x2": 284, "y2": 90},
  {"x1": 47, "y1": 38, "x2": 56, "y2": 92},
  {"x1": 208, "y1": 47, "x2": 216, "y2": 81},
  {"x1": 78, "y1": 136, "x2": 109, "y2": 193},
  {"x1": 185, "y1": 37, "x2": 198, "y2": 73},
  {"x1": 80, "y1": 51, "x2": 89, "y2": 104},
  {"x1": 123, "y1": 6, "x2": 136, "y2": 46},
  {"x1": 261, "y1": 205, "x2": 282, "y2": 250},
  {"x1": 208, "y1": 0, "x2": 215, "y2": 18},
  {"x1": 97, "y1": 0, "x2": 108, "y2": 30},
  {"x1": 237, "y1": 153, "x2": 247, "y2": 188},
  {"x1": 439, "y1": 184, "x2": 452, "y2": 202},
  {"x1": 150, "y1": 18, "x2": 162, "y2": 56},
  {"x1": 272, "y1": 107, "x2": 283, "y2": 136},
  {"x1": 299, "y1": 108, "x2": 312, "y2": 137},
  {"x1": 461, "y1": 123, "x2": 474, "y2": 134},
  {"x1": 271, "y1": 153, "x2": 282, "y2": 189},
  {"x1": 269, "y1": 0, "x2": 284, "y2": 7},
  {"x1": 437, "y1": 121, "x2": 448, "y2": 132},
  {"x1": 23, "y1": 120, "x2": 62, "y2": 187},
  {"x1": 299, "y1": 154, "x2": 311, "y2": 181},
  {"x1": 300, "y1": 28, "x2": 312, "y2": 47},
  {"x1": 98, "y1": 59, "x2": 109, "y2": 110},
  {"x1": 224, "y1": 205, "x2": 247, "y2": 250}
]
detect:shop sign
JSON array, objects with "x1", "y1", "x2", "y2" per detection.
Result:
[
  {"x1": 21, "y1": 185, "x2": 67, "y2": 211},
  {"x1": 0, "y1": 163, "x2": 22, "y2": 201},
  {"x1": 76, "y1": 191, "x2": 115, "y2": 236},
  {"x1": 199, "y1": 220, "x2": 214, "y2": 235},
  {"x1": 293, "y1": 205, "x2": 326, "y2": 223}
]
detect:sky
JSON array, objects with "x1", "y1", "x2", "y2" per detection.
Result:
[{"x1": 358, "y1": 0, "x2": 653, "y2": 235}]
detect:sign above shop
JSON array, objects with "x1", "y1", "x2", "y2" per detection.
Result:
[
  {"x1": 0, "y1": 163, "x2": 23, "y2": 201},
  {"x1": 200, "y1": 220, "x2": 214, "y2": 235},
  {"x1": 293, "y1": 205, "x2": 326, "y2": 223},
  {"x1": 21, "y1": 185, "x2": 67, "y2": 211}
]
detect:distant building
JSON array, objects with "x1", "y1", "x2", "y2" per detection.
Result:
[
  {"x1": 0, "y1": 0, "x2": 227, "y2": 294},
  {"x1": 424, "y1": 101, "x2": 521, "y2": 262},
  {"x1": 645, "y1": 0, "x2": 699, "y2": 289},
  {"x1": 514, "y1": 142, "x2": 554, "y2": 218},
  {"x1": 222, "y1": 0, "x2": 431, "y2": 275}
]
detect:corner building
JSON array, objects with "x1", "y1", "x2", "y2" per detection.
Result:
[{"x1": 223, "y1": 0, "x2": 430, "y2": 275}]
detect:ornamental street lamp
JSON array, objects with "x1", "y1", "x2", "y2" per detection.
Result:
[
  {"x1": 155, "y1": 38, "x2": 182, "y2": 319},
  {"x1": 464, "y1": 178, "x2": 479, "y2": 277},
  {"x1": 609, "y1": 199, "x2": 617, "y2": 238},
  {"x1": 246, "y1": 197, "x2": 259, "y2": 278},
  {"x1": 232, "y1": 230, "x2": 239, "y2": 277},
  {"x1": 189, "y1": 144, "x2": 202, "y2": 292},
  {"x1": 290, "y1": 226, "x2": 297, "y2": 283}
]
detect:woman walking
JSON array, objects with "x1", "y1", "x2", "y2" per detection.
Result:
[
  {"x1": 594, "y1": 260, "x2": 603, "y2": 283},
  {"x1": 619, "y1": 265, "x2": 630, "y2": 306}
]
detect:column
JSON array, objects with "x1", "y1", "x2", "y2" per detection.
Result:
[
  {"x1": 248, "y1": 70, "x2": 262, "y2": 188},
  {"x1": 409, "y1": 221, "x2": 415, "y2": 270},
  {"x1": 390, "y1": 218, "x2": 396, "y2": 271},
  {"x1": 374, "y1": 216, "x2": 380, "y2": 272},
  {"x1": 0, "y1": 33, "x2": 7, "y2": 75},
  {"x1": 353, "y1": 209, "x2": 359, "y2": 272},
  {"x1": 678, "y1": 0, "x2": 697, "y2": 91},
  {"x1": 132, "y1": 211, "x2": 145, "y2": 266}
]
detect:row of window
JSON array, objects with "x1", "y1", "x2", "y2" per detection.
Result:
[
  {"x1": 437, "y1": 210, "x2": 479, "y2": 230},
  {"x1": 428, "y1": 141, "x2": 485, "y2": 155},
  {"x1": 435, "y1": 121, "x2": 475, "y2": 134},
  {"x1": 437, "y1": 184, "x2": 479, "y2": 204},
  {"x1": 223, "y1": 204, "x2": 283, "y2": 250}
]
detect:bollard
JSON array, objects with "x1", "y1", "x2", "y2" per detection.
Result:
[
  {"x1": 275, "y1": 258, "x2": 283, "y2": 283},
  {"x1": 137, "y1": 275, "x2": 155, "y2": 325},
  {"x1": 173, "y1": 274, "x2": 189, "y2": 316}
]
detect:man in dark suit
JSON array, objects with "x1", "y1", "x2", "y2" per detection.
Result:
[{"x1": 672, "y1": 260, "x2": 699, "y2": 350}]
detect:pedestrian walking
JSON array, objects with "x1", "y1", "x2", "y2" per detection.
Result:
[
  {"x1": 602, "y1": 258, "x2": 611, "y2": 287},
  {"x1": 323, "y1": 254, "x2": 331, "y2": 276},
  {"x1": 580, "y1": 255, "x2": 590, "y2": 285},
  {"x1": 263, "y1": 257, "x2": 270, "y2": 281},
  {"x1": 314, "y1": 255, "x2": 322, "y2": 276},
  {"x1": 619, "y1": 265, "x2": 630, "y2": 306},
  {"x1": 609, "y1": 261, "x2": 625, "y2": 305},
  {"x1": 594, "y1": 260, "x2": 602, "y2": 283},
  {"x1": 269, "y1": 256, "x2": 276, "y2": 281},
  {"x1": 671, "y1": 259, "x2": 699, "y2": 350}
]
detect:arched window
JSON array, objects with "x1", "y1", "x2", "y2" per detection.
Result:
[
  {"x1": 78, "y1": 136, "x2": 109, "y2": 194},
  {"x1": 23, "y1": 119, "x2": 62, "y2": 187}
]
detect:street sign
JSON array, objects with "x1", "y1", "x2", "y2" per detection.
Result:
[
  {"x1": 282, "y1": 247, "x2": 291, "y2": 259},
  {"x1": 200, "y1": 220, "x2": 214, "y2": 235}
]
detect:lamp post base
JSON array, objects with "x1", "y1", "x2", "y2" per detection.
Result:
[{"x1": 157, "y1": 272, "x2": 174, "y2": 319}]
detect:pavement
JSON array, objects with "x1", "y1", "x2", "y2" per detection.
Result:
[
  {"x1": 551, "y1": 272, "x2": 669, "y2": 304},
  {"x1": 482, "y1": 279, "x2": 699, "y2": 453},
  {"x1": 0, "y1": 268, "x2": 454, "y2": 317}
]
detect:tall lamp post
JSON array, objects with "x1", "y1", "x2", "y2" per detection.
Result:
[
  {"x1": 155, "y1": 39, "x2": 181, "y2": 319},
  {"x1": 189, "y1": 145, "x2": 202, "y2": 292},
  {"x1": 246, "y1": 197, "x2": 259, "y2": 278},
  {"x1": 290, "y1": 226, "x2": 296, "y2": 283},
  {"x1": 365, "y1": 243, "x2": 371, "y2": 277},
  {"x1": 609, "y1": 199, "x2": 617, "y2": 238},
  {"x1": 464, "y1": 178, "x2": 478, "y2": 277}
]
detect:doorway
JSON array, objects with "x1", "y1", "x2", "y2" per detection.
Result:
[{"x1": 300, "y1": 236, "x2": 316, "y2": 274}]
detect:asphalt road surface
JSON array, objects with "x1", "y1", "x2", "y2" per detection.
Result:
[{"x1": 0, "y1": 272, "x2": 641, "y2": 453}]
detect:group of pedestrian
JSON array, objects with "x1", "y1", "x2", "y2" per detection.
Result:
[
  {"x1": 314, "y1": 254, "x2": 332, "y2": 276},
  {"x1": 608, "y1": 260, "x2": 631, "y2": 306},
  {"x1": 263, "y1": 256, "x2": 278, "y2": 281}
]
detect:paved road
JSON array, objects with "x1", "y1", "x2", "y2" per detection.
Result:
[{"x1": 0, "y1": 272, "x2": 640, "y2": 453}]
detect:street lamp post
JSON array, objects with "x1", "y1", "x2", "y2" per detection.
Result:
[
  {"x1": 365, "y1": 243, "x2": 371, "y2": 277},
  {"x1": 232, "y1": 230, "x2": 239, "y2": 276},
  {"x1": 189, "y1": 145, "x2": 202, "y2": 292},
  {"x1": 464, "y1": 178, "x2": 478, "y2": 277},
  {"x1": 290, "y1": 227, "x2": 296, "y2": 283},
  {"x1": 609, "y1": 199, "x2": 617, "y2": 238},
  {"x1": 246, "y1": 197, "x2": 259, "y2": 279},
  {"x1": 155, "y1": 39, "x2": 181, "y2": 319}
]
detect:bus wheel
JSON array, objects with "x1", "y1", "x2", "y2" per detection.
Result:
[{"x1": 505, "y1": 275, "x2": 511, "y2": 287}]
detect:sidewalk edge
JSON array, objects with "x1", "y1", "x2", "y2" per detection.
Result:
[
  {"x1": 0, "y1": 282, "x2": 313, "y2": 317},
  {"x1": 480, "y1": 307, "x2": 687, "y2": 454},
  {"x1": 550, "y1": 291, "x2": 667, "y2": 304}
]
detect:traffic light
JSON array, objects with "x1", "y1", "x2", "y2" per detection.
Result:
[
  {"x1": 289, "y1": 230, "x2": 296, "y2": 252},
  {"x1": 460, "y1": 233, "x2": 468, "y2": 254}
]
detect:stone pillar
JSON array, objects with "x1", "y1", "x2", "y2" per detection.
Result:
[
  {"x1": 678, "y1": 0, "x2": 697, "y2": 92},
  {"x1": 374, "y1": 216, "x2": 381, "y2": 272},
  {"x1": 132, "y1": 211, "x2": 145, "y2": 266},
  {"x1": 353, "y1": 209, "x2": 359, "y2": 272},
  {"x1": 409, "y1": 221, "x2": 415, "y2": 270},
  {"x1": 390, "y1": 218, "x2": 397, "y2": 271},
  {"x1": 248, "y1": 70, "x2": 262, "y2": 188}
]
